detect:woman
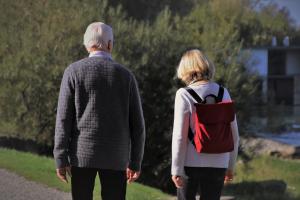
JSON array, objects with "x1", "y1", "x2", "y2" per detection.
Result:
[{"x1": 171, "y1": 49, "x2": 239, "y2": 200}]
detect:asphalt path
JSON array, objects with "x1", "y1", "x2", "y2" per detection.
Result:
[{"x1": 0, "y1": 168, "x2": 71, "y2": 200}]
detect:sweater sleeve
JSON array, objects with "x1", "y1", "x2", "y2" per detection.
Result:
[
  {"x1": 53, "y1": 67, "x2": 75, "y2": 169},
  {"x1": 128, "y1": 75, "x2": 146, "y2": 172},
  {"x1": 171, "y1": 89, "x2": 190, "y2": 176},
  {"x1": 223, "y1": 88, "x2": 240, "y2": 171}
]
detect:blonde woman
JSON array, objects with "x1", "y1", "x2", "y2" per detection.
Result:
[{"x1": 171, "y1": 49, "x2": 239, "y2": 200}]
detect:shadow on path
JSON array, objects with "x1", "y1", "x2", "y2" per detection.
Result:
[{"x1": 224, "y1": 180, "x2": 299, "y2": 200}]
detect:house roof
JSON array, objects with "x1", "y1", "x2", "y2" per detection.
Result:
[{"x1": 249, "y1": 46, "x2": 300, "y2": 51}]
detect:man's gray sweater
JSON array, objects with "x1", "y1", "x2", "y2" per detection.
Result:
[{"x1": 53, "y1": 56, "x2": 145, "y2": 171}]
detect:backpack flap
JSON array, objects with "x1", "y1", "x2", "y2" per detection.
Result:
[
  {"x1": 194, "y1": 101, "x2": 235, "y2": 124},
  {"x1": 193, "y1": 102, "x2": 235, "y2": 153}
]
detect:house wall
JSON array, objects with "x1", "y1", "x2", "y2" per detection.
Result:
[
  {"x1": 295, "y1": 75, "x2": 300, "y2": 105},
  {"x1": 286, "y1": 51, "x2": 300, "y2": 75},
  {"x1": 244, "y1": 48, "x2": 300, "y2": 105}
]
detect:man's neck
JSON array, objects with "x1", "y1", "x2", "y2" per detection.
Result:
[
  {"x1": 89, "y1": 50, "x2": 112, "y2": 59},
  {"x1": 89, "y1": 47, "x2": 111, "y2": 53}
]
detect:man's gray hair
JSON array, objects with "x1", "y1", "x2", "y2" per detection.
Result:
[{"x1": 83, "y1": 22, "x2": 113, "y2": 49}]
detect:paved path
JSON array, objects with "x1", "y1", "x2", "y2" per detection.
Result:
[
  {"x1": 0, "y1": 168, "x2": 71, "y2": 200},
  {"x1": 0, "y1": 168, "x2": 234, "y2": 200}
]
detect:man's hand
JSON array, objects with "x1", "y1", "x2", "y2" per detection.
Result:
[
  {"x1": 56, "y1": 166, "x2": 71, "y2": 183},
  {"x1": 224, "y1": 169, "x2": 234, "y2": 184},
  {"x1": 172, "y1": 175, "x2": 184, "y2": 188},
  {"x1": 126, "y1": 168, "x2": 140, "y2": 184}
]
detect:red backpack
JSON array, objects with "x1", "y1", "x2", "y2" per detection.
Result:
[{"x1": 185, "y1": 85, "x2": 235, "y2": 153}]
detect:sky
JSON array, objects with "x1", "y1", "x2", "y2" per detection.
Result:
[{"x1": 264, "y1": 0, "x2": 300, "y2": 27}]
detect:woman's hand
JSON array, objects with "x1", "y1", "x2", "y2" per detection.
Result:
[
  {"x1": 172, "y1": 175, "x2": 184, "y2": 188},
  {"x1": 224, "y1": 169, "x2": 234, "y2": 184},
  {"x1": 126, "y1": 168, "x2": 141, "y2": 184}
]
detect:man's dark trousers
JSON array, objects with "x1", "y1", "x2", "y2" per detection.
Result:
[{"x1": 71, "y1": 167, "x2": 127, "y2": 200}]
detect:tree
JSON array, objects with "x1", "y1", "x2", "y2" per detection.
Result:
[
  {"x1": 0, "y1": 0, "x2": 127, "y2": 144},
  {"x1": 108, "y1": 0, "x2": 196, "y2": 20}
]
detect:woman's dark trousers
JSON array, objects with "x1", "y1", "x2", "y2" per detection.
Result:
[{"x1": 177, "y1": 167, "x2": 226, "y2": 200}]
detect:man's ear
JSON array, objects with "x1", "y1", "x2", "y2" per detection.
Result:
[
  {"x1": 87, "y1": 46, "x2": 97, "y2": 53},
  {"x1": 108, "y1": 40, "x2": 113, "y2": 52},
  {"x1": 86, "y1": 47, "x2": 91, "y2": 53}
]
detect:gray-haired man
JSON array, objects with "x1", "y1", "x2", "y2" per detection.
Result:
[{"x1": 53, "y1": 22, "x2": 145, "y2": 200}]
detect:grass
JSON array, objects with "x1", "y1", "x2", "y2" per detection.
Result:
[
  {"x1": 224, "y1": 155, "x2": 300, "y2": 200},
  {"x1": 0, "y1": 148, "x2": 172, "y2": 200}
]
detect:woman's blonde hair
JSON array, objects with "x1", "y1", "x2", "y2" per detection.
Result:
[{"x1": 177, "y1": 49, "x2": 215, "y2": 85}]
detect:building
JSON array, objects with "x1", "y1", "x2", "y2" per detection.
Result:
[{"x1": 245, "y1": 45, "x2": 300, "y2": 106}]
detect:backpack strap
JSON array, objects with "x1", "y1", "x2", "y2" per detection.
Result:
[
  {"x1": 216, "y1": 85, "x2": 224, "y2": 103},
  {"x1": 188, "y1": 127, "x2": 196, "y2": 147},
  {"x1": 184, "y1": 87, "x2": 201, "y2": 148},
  {"x1": 185, "y1": 87, "x2": 203, "y2": 103}
]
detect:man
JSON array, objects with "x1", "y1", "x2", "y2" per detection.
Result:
[{"x1": 53, "y1": 22, "x2": 145, "y2": 200}]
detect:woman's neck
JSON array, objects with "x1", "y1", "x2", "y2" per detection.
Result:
[{"x1": 189, "y1": 79, "x2": 209, "y2": 86}]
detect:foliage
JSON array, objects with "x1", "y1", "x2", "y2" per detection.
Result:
[
  {"x1": 108, "y1": 0, "x2": 196, "y2": 20},
  {"x1": 0, "y1": 148, "x2": 172, "y2": 200},
  {"x1": 0, "y1": 0, "x2": 125, "y2": 144}
]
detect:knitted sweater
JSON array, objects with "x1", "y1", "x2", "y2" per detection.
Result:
[
  {"x1": 171, "y1": 82, "x2": 239, "y2": 176},
  {"x1": 53, "y1": 56, "x2": 145, "y2": 171}
]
